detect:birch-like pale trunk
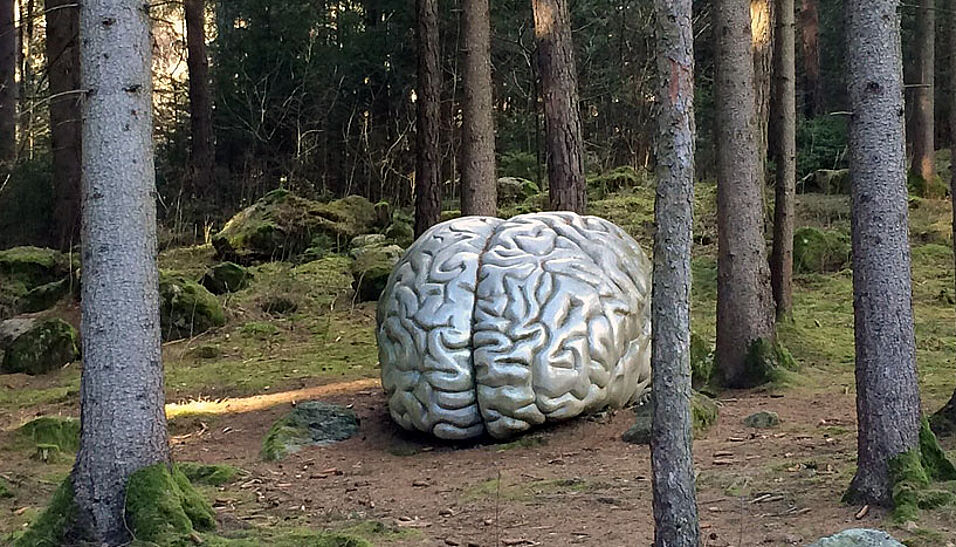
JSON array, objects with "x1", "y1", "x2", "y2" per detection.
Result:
[
  {"x1": 650, "y1": 0, "x2": 701, "y2": 543},
  {"x1": 71, "y1": 0, "x2": 170, "y2": 542},
  {"x1": 844, "y1": 0, "x2": 922, "y2": 506}
]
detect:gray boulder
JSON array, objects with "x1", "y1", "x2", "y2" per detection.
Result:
[{"x1": 806, "y1": 529, "x2": 904, "y2": 547}]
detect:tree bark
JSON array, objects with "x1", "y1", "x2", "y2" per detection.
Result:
[
  {"x1": 714, "y1": 0, "x2": 776, "y2": 386},
  {"x1": 909, "y1": 0, "x2": 935, "y2": 183},
  {"x1": 650, "y1": 0, "x2": 701, "y2": 544},
  {"x1": 72, "y1": 0, "x2": 170, "y2": 543},
  {"x1": 797, "y1": 0, "x2": 822, "y2": 117},
  {"x1": 533, "y1": 0, "x2": 586, "y2": 214},
  {"x1": 460, "y1": 0, "x2": 496, "y2": 216},
  {"x1": 415, "y1": 0, "x2": 442, "y2": 236},
  {"x1": 46, "y1": 0, "x2": 82, "y2": 249},
  {"x1": 770, "y1": 0, "x2": 796, "y2": 320},
  {"x1": 751, "y1": 0, "x2": 773, "y2": 177},
  {"x1": 0, "y1": 0, "x2": 16, "y2": 164},
  {"x1": 185, "y1": 0, "x2": 216, "y2": 201},
  {"x1": 938, "y1": 0, "x2": 956, "y2": 432},
  {"x1": 844, "y1": 0, "x2": 922, "y2": 506}
]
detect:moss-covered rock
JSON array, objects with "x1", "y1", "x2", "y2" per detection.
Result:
[
  {"x1": 19, "y1": 278, "x2": 73, "y2": 313},
  {"x1": 497, "y1": 177, "x2": 540, "y2": 204},
  {"x1": 622, "y1": 391, "x2": 718, "y2": 445},
  {"x1": 0, "y1": 246, "x2": 70, "y2": 284},
  {"x1": 806, "y1": 529, "x2": 904, "y2": 547},
  {"x1": 159, "y1": 271, "x2": 226, "y2": 341},
  {"x1": 384, "y1": 210, "x2": 414, "y2": 248},
  {"x1": 200, "y1": 262, "x2": 252, "y2": 294},
  {"x1": 212, "y1": 190, "x2": 380, "y2": 264},
  {"x1": 1, "y1": 318, "x2": 79, "y2": 375},
  {"x1": 262, "y1": 401, "x2": 360, "y2": 461},
  {"x1": 793, "y1": 226, "x2": 851, "y2": 273},
  {"x1": 350, "y1": 243, "x2": 403, "y2": 302},
  {"x1": 17, "y1": 416, "x2": 80, "y2": 463}
]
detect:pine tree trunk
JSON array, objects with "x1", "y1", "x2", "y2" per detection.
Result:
[
  {"x1": 533, "y1": 0, "x2": 586, "y2": 214},
  {"x1": 938, "y1": 0, "x2": 956, "y2": 432},
  {"x1": 650, "y1": 0, "x2": 701, "y2": 544},
  {"x1": 0, "y1": 0, "x2": 16, "y2": 164},
  {"x1": 751, "y1": 0, "x2": 774, "y2": 177},
  {"x1": 798, "y1": 0, "x2": 822, "y2": 117},
  {"x1": 185, "y1": 0, "x2": 216, "y2": 201},
  {"x1": 71, "y1": 0, "x2": 170, "y2": 543},
  {"x1": 910, "y1": 0, "x2": 935, "y2": 183},
  {"x1": 414, "y1": 0, "x2": 442, "y2": 236},
  {"x1": 18, "y1": 0, "x2": 35, "y2": 158},
  {"x1": 714, "y1": 0, "x2": 776, "y2": 386},
  {"x1": 46, "y1": 0, "x2": 82, "y2": 249},
  {"x1": 460, "y1": 0, "x2": 496, "y2": 216},
  {"x1": 844, "y1": 0, "x2": 922, "y2": 506},
  {"x1": 771, "y1": 0, "x2": 796, "y2": 319}
]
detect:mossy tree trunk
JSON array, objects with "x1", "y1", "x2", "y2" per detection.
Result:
[
  {"x1": 649, "y1": 0, "x2": 701, "y2": 543},
  {"x1": 185, "y1": 0, "x2": 216, "y2": 202},
  {"x1": 844, "y1": 0, "x2": 923, "y2": 506},
  {"x1": 533, "y1": 0, "x2": 587, "y2": 214},
  {"x1": 46, "y1": 0, "x2": 82, "y2": 249},
  {"x1": 714, "y1": 0, "x2": 776, "y2": 387},
  {"x1": 460, "y1": 0, "x2": 496, "y2": 217},
  {"x1": 770, "y1": 0, "x2": 796, "y2": 320},
  {"x1": 909, "y1": 0, "x2": 934, "y2": 184},
  {"x1": 414, "y1": 0, "x2": 442, "y2": 236},
  {"x1": 0, "y1": 0, "x2": 15, "y2": 165},
  {"x1": 71, "y1": 0, "x2": 171, "y2": 543}
]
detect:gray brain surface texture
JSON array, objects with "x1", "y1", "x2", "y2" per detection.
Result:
[{"x1": 376, "y1": 212, "x2": 652, "y2": 440}]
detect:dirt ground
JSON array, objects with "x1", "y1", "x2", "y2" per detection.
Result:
[{"x1": 159, "y1": 381, "x2": 956, "y2": 545}]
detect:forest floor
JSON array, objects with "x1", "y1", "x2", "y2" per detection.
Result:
[{"x1": 3, "y1": 185, "x2": 956, "y2": 546}]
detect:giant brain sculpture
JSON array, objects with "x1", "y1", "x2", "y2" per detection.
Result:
[{"x1": 377, "y1": 212, "x2": 652, "y2": 440}]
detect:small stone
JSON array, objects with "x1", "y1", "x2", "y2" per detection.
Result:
[{"x1": 743, "y1": 411, "x2": 781, "y2": 429}]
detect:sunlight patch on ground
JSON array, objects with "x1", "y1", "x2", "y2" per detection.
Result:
[{"x1": 165, "y1": 377, "x2": 381, "y2": 418}]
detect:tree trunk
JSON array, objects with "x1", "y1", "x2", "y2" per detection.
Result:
[
  {"x1": 460, "y1": 0, "x2": 496, "y2": 216},
  {"x1": 71, "y1": 0, "x2": 170, "y2": 543},
  {"x1": 415, "y1": 0, "x2": 442, "y2": 236},
  {"x1": 18, "y1": 0, "x2": 35, "y2": 158},
  {"x1": 937, "y1": 0, "x2": 956, "y2": 433},
  {"x1": 714, "y1": 0, "x2": 776, "y2": 387},
  {"x1": 751, "y1": 0, "x2": 773, "y2": 177},
  {"x1": 797, "y1": 0, "x2": 822, "y2": 117},
  {"x1": 909, "y1": 0, "x2": 934, "y2": 183},
  {"x1": 46, "y1": 0, "x2": 82, "y2": 249},
  {"x1": 0, "y1": 0, "x2": 16, "y2": 164},
  {"x1": 844, "y1": 0, "x2": 922, "y2": 506},
  {"x1": 533, "y1": 0, "x2": 586, "y2": 214},
  {"x1": 650, "y1": 0, "x2": 701, "y2": 544},
  {"x1": 185, "y1": 0, "x2": 216, "y2": 201},
  {"x1": 770, "y1": 0, "x2": 796, "y2": 320}
]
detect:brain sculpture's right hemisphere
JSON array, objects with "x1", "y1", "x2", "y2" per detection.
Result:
[{"x1": 377, "y1": 212, "x2": 652, "y2": 440}]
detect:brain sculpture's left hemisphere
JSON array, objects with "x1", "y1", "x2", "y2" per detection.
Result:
[{"x1": 377, "y1": 212, "x2": 652, "y2": 440}]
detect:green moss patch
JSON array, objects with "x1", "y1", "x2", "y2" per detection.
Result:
[
  {"x1": 586, "y1": 166, "x2": 647, "y2": 199},
  {"x1": 1, "y1": 318, "x2": 79, "y2": 375},
  {"x1": 125, "y1": 463, "x2": 216, "y2": 543},
  {"x1": 176, "y1": 462, "x2": 242, "y2": 486},
  {"x1": 18, "y1": 416, "x2": 80, "y2": 457},
  {"x1": 690, "y1": 332, "x2": 715, "y2": 389},
  {"x1": 0, "y1": 476, "x2": 14, "y2": 499},
  {"x1": 622, "y1": 391, "x2": 718, "y2": 445},
  {"x1": 350, "y1": 243, "x2": 403, "y2": 302},
  {"x1": 160, "y1": 271, "x2": 226, "y2": 341},
  {"x1": 725, "y1": 337, "x2": 799, "y2": 389},
  {"x1": 793, "y1": 226, "x2": 851, "y2": 273},
  {"x1": 261, "y1": 401, "x2": 360, "y2": 461},
  {"x1": 200, "y1": 262, "x2": 253, "y2": 295},
  {"x1": 0, "y1": 246, "x2": 70, "y2": 285},
  {"x1": 885, "y1": 418, "x2": 956, "y2": 523}
]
